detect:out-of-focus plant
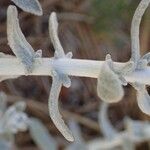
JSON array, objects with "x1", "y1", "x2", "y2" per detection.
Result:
[
  {"x1": 11, "y1": 0, "x2": 43, "y2": 15},
  {"x1": 0, "y1": 92, "x2": 58, "y2": 150},
  {"x1": 65, "y1": 120, "x2": 87, "y2": 150},
  {"x1": 65, "y1": 103, "x2": 150, "y2": 150},
  {"x1": 0, "y1": 0, "x2": 149, "y2": 142},
  {"x1": 86, "y1": 102, "x2": 150, "y2": 150},
  {"x1": 28, "y1": 117, "x2": 58, "y2": 150},
  {"x1": 0, "y1": 92, "x2": 28, "y2": 150}
]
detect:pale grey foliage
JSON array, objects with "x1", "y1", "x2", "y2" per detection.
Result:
[
  {"x1": 124, "y1": 117, "x2": 150, "y2": 141},
  {"x1": 28, "y1": 118, "x2": 57, "y2": 150},
  {"x1": 49, "y1": 12, "x2": 65, "y2": 58},
  {"x1": 0, "y1": 0, "x2": 149, "y2": 145},
  {"x1": 11, "y1": 0, "x2": 43, "y2": 16},
  {"x1": 48, "y1": 12, "x2": 74, "y2": 141},
  {"x1": 49, "y1": 12, "x2": 72, "y2": 88},
  {"x1": 65, "y1": 120, "x2": 87, "y2": 150},
  {"x1": 132, "y1": 83, "x2": 150, "y2": 115},
  {"x1": 95, "y1": 102, "x2": 150, "y2": 150},
  {"x1": 141, "y1": 52, "x2": 150, "y2": 63},
  {"x1": 0, "y1": 91, "x2": 58, "y2": 150},
  {"x1": 97, "y1": 54, "x2": 134, "y2": 102},
  {"x1": 0, "y1": 101, "x2": 28, "y2": 134},
  {"x1": 7, "y1": 5, "x2": 42, "y2": 73},
  {"x1": 131, "y1": 0, "x2": 150, "y2": 64},
  {"x1": 129, "y1": 0, "x2": 150, "y2": 115},
  {"x1": 97, "y1": 61, "x2": 124, "y2": 103},
  {"x1": 0, "y1": 99, "x2": 28, "y2": 149},
  {"x1": 48, "y1": 72, "x2": 74, "y2": 142},
  {"x1": 96, "y1": 0, "x2": 150, "y2": 114},
  {"x1": 98, "y1": 103, "x2": 118, "y2": 139}
]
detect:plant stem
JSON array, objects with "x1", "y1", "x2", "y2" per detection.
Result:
[{"x1": 0, "y1": 58, "x2": 150, "y2": 85}]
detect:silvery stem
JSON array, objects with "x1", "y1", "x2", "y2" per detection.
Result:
[{"x1": 0, "y1": 58, "x2": 150, "y2": 85}]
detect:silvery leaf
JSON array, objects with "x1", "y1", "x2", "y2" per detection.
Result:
[
  {"x1": 0, "y1": 102, "x2": 28, "y2": 134},
  {"x1": 117, "y1": 61, "x2": 134, "y2": 75},
  {"x1": 136, "y1": 86, "x2": 150, "y2": 115},
  {"x1": 28, "y1": 118, "x2": 57, "y2": 150},
  {"x1": 48, "y1": 72, "x2": 74, "y2": 141},
  {"x1": 49, "y1": 12, "x2": 65, "y2": 58},
  {"x1": 132, "y1": 83, "x2": 150, "y2": 115},
  {"x1": 7, "y1": 6, "x2": 41, "y2": 73},
  {"x1": 97, "y1": 62, "x2": 124, "y2": 103},
  {"x1": 141, "y1": 52, "x2": 150, "y2": 63},
  {"x1": 11, "y1": 0, "x2": 43, "y2": 16}
]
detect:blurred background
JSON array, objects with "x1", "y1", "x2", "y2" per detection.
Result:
[{"x1": 0, "y1": 0, "x2": 150, "y2": 149}]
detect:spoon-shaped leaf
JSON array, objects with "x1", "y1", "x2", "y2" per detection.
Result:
[
  {"x1": 11, "y1": 0, "x2": 43, "y2": 16},
  {"x1": 97, "y1": 62, "x2": 124, "y2": 103}
]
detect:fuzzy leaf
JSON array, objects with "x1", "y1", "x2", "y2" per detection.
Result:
[
  {"x1": 48, "y1": 72, "x2": 74, "y2": 141},
  {"x1": 97, "y1": 62, "x2": 124, "y2": 103},
  {"x1": 7, "y1": 6, "x2": 39, "y2": 73},
  {"x1": 142, "y1": 52, "x2": 150, "y2": 63},
  {"x1": 49, "y1": 12, "x2": 65, "y2": 58},
  {"x1": 11, "y1": 0, "x2": 43, "y2": 16},
  {"x1": 29, "y1": 118, "x2": 57, "y2": 150},
  {"x1": 136, "y1": 87, "x2": 150, "y2": 115}
]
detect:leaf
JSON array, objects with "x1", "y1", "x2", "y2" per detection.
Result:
[
  {"x1": 11, "y1": 0, "x2": 43, "y2": 16},
  {"x1": 28, "y1": 118, "x2": 57, "y2": 150},
  {"x1": 136, "y1": 87, "x2": 150, "y2": 115},
  {"x1": 97, "y1": 62, "x2": 124, "y2": 103},
  {"x1": 1, "y1": 102, "x2": 28, "y2": 134},
  {"x1": 48, "y1": 72, "x2": 74, "y2": 141},
  {"x1": 49, "y1": 12, "x2": 65, "y2": 58},
  {"x1": 7, "y1": 6, "x2": 39, "y2": 73},
  {"x1": 65, "y1": 120, "x2": 87, "y2": 150}
]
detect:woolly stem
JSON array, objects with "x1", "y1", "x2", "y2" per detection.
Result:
[{"x1": 0, "y1": 58, "x2": 150, "y2": 85}]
